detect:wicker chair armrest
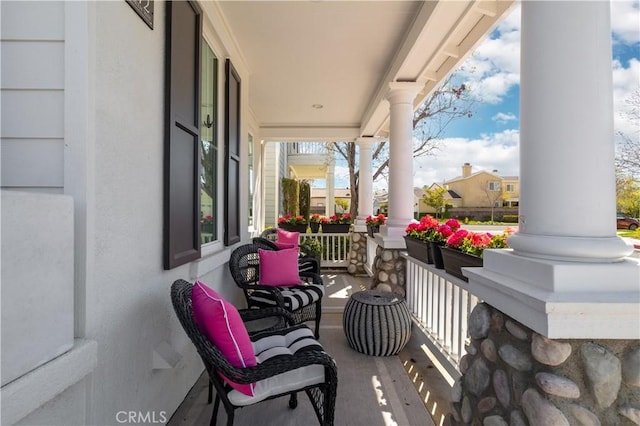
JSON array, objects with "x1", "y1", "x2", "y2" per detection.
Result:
[
  {"x1": 239, "y1": 306, "x2": 295, "y2": 326},
  {"x1": 251, "y1": 237, "x2": 279, "y2": 251},
  {"x1": 247, "y1": 284, "x2": 286, "y2": 306},
  {"x1": 298, "y1": 256, "x2": 320, "y2": 274}
]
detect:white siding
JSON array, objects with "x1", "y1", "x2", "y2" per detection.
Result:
[
  {"x1": 263, "y1": 142, "x2": 279, "y2": 227},
  {"x1": 1, "y1": 1, "x2": 65, "y2": 191},
  {"x1": 2, "y1": 1, "x2": 255, "y2": 424}
]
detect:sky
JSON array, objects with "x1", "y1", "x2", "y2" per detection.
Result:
[{"x1": 333, "y1": 1, "x2": 640, "y2": 191}]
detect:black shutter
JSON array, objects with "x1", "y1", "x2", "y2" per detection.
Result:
[
  {"x1": 224, "y1": 59, "x2": 241, "y2": 245},
  {"x1": 163, "y1": 1, "x2": 202, "y2": 269}
]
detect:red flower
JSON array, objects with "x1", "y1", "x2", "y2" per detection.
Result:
[
  {"x1": 445, "y1": 219, "x2": 461, "y2": 230},
  {"x1": 446, "y1": 229, "x2": 470, "y2": 248},
  {"x1": 366, "y1": 214, "x2": 386, "y2": 226}
]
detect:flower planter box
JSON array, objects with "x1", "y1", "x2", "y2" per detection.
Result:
[
  {"x1": 440, "y1": 246, "x2": 483, "y2": 282},
  {"x1": 366, "y1": 225, "x2": 379, "y2": 238},
  {"x1": 309, "y1": 222, "x2": 321, "y2": 233},
  {"x1": 321, "y1": 223, "x2": 351, "y2": 233},
  {"x1": 201, "y1": 223, "x2": 214, "y2": 235},
  {"x1": 403, "y1": 236, "x2": 432, "y2": 264},
  {"x1": 429, "y1": 241, "x2": 445, "y2": 269},
  {"x1": 279, "y1": 223, "x2": 309, "y2": 234}
]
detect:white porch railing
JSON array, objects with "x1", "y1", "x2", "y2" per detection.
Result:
[
  {"x1": 286, "y1": 142, "x2": 330, "y2": 156},
  {"x1": 299, "y1": 233, "x2": 350, "y2": 268},
  {"x1": 404, "y1": 254, "x2": 480, "y2": 382}
]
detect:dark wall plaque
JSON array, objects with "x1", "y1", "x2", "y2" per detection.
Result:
[{"x1": 126, "y1": 0, "x2": 154, "y2": 30}]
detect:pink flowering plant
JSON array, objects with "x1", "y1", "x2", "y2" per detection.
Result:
[
  {"x1": 328, "y1": 213, "x2": 353, "y2": 224},
  {"x1": 404, "y1": 214, "x2": 439, "y2": 241},
  {"x1": 309, "y1": 213, "x2": 324, "y2": 223},
  {"x1": 201, "y1": 214, "x2": 214, "y2": 225},
  {"x1": 445, "y1": 227, "x2": 515, "y2": 257},
  {"x1": 278, "y1": 214, "x2": 306, "y2": 225},
  {"x1": 365, "y1": 214, "x2": 386, "y2": 227},
  {"x1": 428, "y1": 218, "x2": 461, "y2": 243}
]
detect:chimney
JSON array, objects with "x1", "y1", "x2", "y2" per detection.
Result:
[{"x1": 462, "y1": 163, "x2": 472, "y2": 178}]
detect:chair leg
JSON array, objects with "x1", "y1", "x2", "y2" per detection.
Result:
[
  {"x1": 225, "y1": 410, "x2": 234, "y2": 426},
  {"x1": 208, "y1": 380, "x2": 213, "y2": 404},
  {"x1": 211, "y1": 395, "x2": 221, "y2": 426},
  {"x1": 289, "y1": 392, "x2": 298, "y2": 409},
  {"x1": 314, "y1": 302, "x2": 322, "y2": 339}
]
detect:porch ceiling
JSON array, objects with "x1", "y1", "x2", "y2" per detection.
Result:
[{"x1": 214, "y1": 1, "x2": 513, "y2": 141}]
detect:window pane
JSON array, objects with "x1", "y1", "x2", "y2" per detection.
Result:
[{"x1": 201, "y1": 40, "x2": 218, "y2": 244}]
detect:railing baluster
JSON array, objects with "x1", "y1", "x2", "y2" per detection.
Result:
[{"x1": 404, "y1": 255, "x2": 483, "y2": 381}]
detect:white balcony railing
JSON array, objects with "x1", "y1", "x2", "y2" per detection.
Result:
[
  {"x1": 404, "y1": 254, "x2": 480, "y2": 382},
  {"x1": 286, "y1": 142, "x2": 330, "y2": 156},
  {"x1": 299, "y1": 233, "x2": 350, "y2": 268}
]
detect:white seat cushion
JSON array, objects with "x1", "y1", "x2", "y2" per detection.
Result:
[
  {"x1": 228, "y1": 365, "x2": 325, "y2": 406},
  {"x1": 228, "y1": 325, "x2": 326, "y2": 406}
]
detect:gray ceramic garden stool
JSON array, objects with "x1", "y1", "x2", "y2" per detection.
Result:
[{"x1": 343, "y1": 290, "x2": 412, "y2": 356}]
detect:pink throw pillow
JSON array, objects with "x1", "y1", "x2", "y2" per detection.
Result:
[
  {"x1": 191, "y1": 281, "x2": 256, "y2": 396},
  {"x1": 258, "y1": 248, "x2": 301, "y2": 286},
  {"x1": 276, "y1": 228, "x2": 299, "y2": 247}
]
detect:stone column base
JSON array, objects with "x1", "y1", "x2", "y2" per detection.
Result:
[
  {"x1": 370, "y1": 245, "x2": 406, "y2": 297},
  {"x1": 450, "y1": 302, "x2": 640, "y2": 425},
  {"x1": 347, "y1": 232, "x2": 367, "y2": 275}
]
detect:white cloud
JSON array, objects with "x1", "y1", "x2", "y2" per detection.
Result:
[
  {"x1": 492, "y1": 112, "x2": 517, "y2": 124},
  {"x1": 611, "y1": 0, "x2": 640, "y2": 45},
  {"x1": 457, "y1": 5, "x2": 521, "y2": 104},
  {"x1": 613, "y1": 58, "x2": 640, "y2": 137},
  {"x1": 411, "y1": 130, "x2": 520, "y2": 188}
]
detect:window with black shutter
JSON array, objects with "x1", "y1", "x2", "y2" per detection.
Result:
[{"x1": 163, "y1": 1, "x2": 202, "y2": 269}]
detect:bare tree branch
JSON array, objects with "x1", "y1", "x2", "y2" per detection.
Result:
[{"x1": 330, "y1": 72, "x2": 476, "y2": 217}]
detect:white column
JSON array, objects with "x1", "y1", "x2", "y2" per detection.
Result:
[
  {"x1": 355, "y1": 137, "x2": 376, "y2": 228},
  {"x1": 507, "y1": 1, "x2": 632, "y2": 262},
  {"x1": 465, "y1": 1, "x2": 638, "y2": 339},
  {"x1": 383, "y1": 82, "x2": 423, "y2": 239},
  {"x1": 326, "y1": 158, "x2": 335, "y2": 217}
]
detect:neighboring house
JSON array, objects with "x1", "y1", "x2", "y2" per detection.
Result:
[
  {"x1": 443, "y1": 163, "x2": 520, "y2": 208},
  {"x1": 261, "y1": 141, "x2": 337, "y2": 226},
  {"x1": 310, "y1": 187, "x2": 351, "y2": 215},
  {"x1": 415, "y1": 183, "x2": 463, "y2": 215}
]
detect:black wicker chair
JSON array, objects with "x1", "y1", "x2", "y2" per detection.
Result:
[
  {"x1": 229, "y1": 243, "x2": 324, "y2": 338},
  {"x1": 252, "y1": 237, "x2": 321, "y2": 274},
  {"x1": 171, "y1": 279, "x2": 337, "y2": 426},
  {"x1": 259, "y1": 228, "x2": 278, "y2": 241}
]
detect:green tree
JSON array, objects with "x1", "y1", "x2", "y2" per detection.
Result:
[
  {"x1": 422, "y1": 186, "x2": 447, "y2": 218},
  {"x1": 335, "y1": 198, "x2": 350, "y2": 213},
  {"x1": 281, "y1": 178, "x2": 300, "y2": 216},
  {"x1": 299, "y1": 180, "x2": 311, "y2": 221},
  {"x1": 616, "y1": 174, "x2": 640, "y2": 218}
]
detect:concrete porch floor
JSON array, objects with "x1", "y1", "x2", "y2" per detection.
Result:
[{"x1": 168, "y1": 272, "x2": 453, "y2": 426}]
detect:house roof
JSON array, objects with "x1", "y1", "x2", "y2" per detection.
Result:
[
  {"x1": 445, "y1": 169, "x2": 502, "y2": 184},
  {"x1": 211, "y1": 1, "x2": 514, "y2": 141}
]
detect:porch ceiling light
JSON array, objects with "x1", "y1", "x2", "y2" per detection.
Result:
[{"x1": 312, "y1": 104, "x2": 324, "y2": 109}]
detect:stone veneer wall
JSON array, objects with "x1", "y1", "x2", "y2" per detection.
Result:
[
  {"x1": 450, "y1": 303, "x2": 640, "y2": 426},
  {"x1": 369, "y1": 245, "x2": 406, "y2": 297},
  {"x1": 347, "y1": 232, "x2": 367, "y2": 275}
]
